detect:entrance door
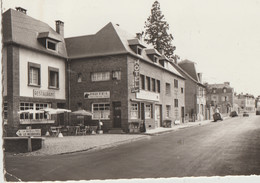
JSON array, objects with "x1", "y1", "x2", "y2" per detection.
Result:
[
  {"x1": 181, "y1": 107, "x2": 185, "y2": 123},
  {"x1": 154, "y1": 105, "x2": 161, "y2": 128},
  {"x1": 113, "y1": 102, "x2": 121, "y2": 128}
]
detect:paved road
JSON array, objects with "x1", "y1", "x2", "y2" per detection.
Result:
[{"x1": 4, "y1": 115, "x2": 260, "y2": 181}]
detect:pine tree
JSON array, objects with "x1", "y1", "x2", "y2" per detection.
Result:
[{"x1": 144, "y1": 1, "x2": 176, "y2": 58}]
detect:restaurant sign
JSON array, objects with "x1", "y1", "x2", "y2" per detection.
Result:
[
  {"x1": 84, "y1": 91, "x2": 110, "y2": 99},
  {"x1": 33, "y1": 89, "x2": 55, "y2": 99},
  {"x1": 132, "y1": 59, "x2": 140, "y2": 93}
]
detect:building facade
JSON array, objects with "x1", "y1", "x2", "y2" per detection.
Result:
[
  {"x1": 3, "y1": 8, "x2": 68, "y2": 136},
  {"x1": 172, "y1": 60, "x2": 206, "y2": 121},
  {"x1": 65, "y1": 22, "x2": 185, "y2": 133},
  {"x1": 205, "y1": 82, "x2": 234, "y2": 115},
  {"x1": 234, "y1": 93, "x2": 255, "y2": 113}
]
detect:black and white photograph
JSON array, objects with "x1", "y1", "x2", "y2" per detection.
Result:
[{"x1": 1, "y1": 0, "x2": 260, "y2": 182}]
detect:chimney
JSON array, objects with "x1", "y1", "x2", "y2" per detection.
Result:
[
  {"x1": 136, "y1": 33, "x2": 142, "y2": 40},
  {"x1": 15, "y1": 7, "x2": 27, "y2": 14},
  {"x1": 55, "y1": 20, "x2": 64, "y2": 37},
  {"x1": 224, "y1": 82, "x2": 230, "y2": 86},
  {"x1": 197, "y1": 73, "x2": 202, "y2": 82}
]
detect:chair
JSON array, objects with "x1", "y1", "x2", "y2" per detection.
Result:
[
  {"x1": 50, "y1": 127, "x2": 58, "y2": 137},
  {"x1": 85, "y1": 126, "x2": 91, "y2": 134}
]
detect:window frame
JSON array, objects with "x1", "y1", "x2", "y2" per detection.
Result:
[
  {"x1": 174, "y1": 99, "x2": 178, "y2": 108},
  {"x1": 48, "y1": 66, "x2": 59, "y2": 89},
  {"x1": 92, "y1": 103, "x2": 110, "y2": 120},
  {"x1": 174, "y1": 79, "x2": 178, "y2": 88},
  {"x1": 28, "y1": 62, "x2": 41, "y2": 87},
  {"x1": 112, "y1": 70, "x2": 121, "y2": 80},
  {"x1": 146, "y1": 76, "x2": 151, "y2": 91},
  {"x1": 165, "y1": 83, "x2": 171, "y2": 95},
  {"x1": 145, "y1": 104, "x2": 152, "y2": 119},
  {"x1": 130, "y1": 103, "x2": 139, "y2": 119},
  {"x1": 166, "y1": 105, "x2": 171, "y2": 118},
  {"x1": 91, "y1": 72, "x2": 110, "y2": 82},
  {"x1": 46, "y1": 39, "x2": 57, "y2": 51}
]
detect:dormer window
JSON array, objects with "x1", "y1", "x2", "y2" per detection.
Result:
[
  {"x1": 145, "y1": 49, "x2": 161, "y2": 63},
  {"x1": 154, "y1": 56, "x2": 159, "y2": 63},
  {"x1": 223, "y1": 88, "x2": 227, "y2": 93},
  {"x1": 47, "y1": 40, "x2": 57, "y2": 51},
  {"x1": 128, "y1": 39, "x2": 146, "y2": 56}
]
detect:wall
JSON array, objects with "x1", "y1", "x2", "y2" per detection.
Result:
[{"x1": 19, "y1": 47, "x2": 66, "y2": 100}]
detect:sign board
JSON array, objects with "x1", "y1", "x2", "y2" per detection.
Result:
[
  {"x1": 136, "y1": 90, "x2": 160, "y2": 102},
  {"x1": 16, "y1": 129, "x2": 41, "y2": 137},
  {"x1": 84, "y1": 91, "x2": 110, "y2": 99},
  {"x1": 132, "y1": 59, "x2": 140, "y2": 93},
  {"x1": 33, "y1": 89, "x2": 55, "y2": 99}
]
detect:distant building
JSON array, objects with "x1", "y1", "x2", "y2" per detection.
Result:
[
  {"x1": 205, "y1": 82, "x2": 234, "y2": 114},
  {"x1": 172, "y1": 60, "x2": 207, "y2": 121},
  {"x1": 234, "y1": 93, "x2": 255, "y2": 112},
  {"x1": 256, "y1": 96, "x2": 260, "y2": 109}
]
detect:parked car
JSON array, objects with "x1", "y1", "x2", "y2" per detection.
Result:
[
  {"x1": 243, "y1": 112, "x2": 249, "y2": 117},
  {"x1": 256, "y1": 110, "x2": 260, "y2": 115},
  {"x1": 213, "y1": 112, "x2": 223, "y2": 122},
  {"x1": 230, "y1": 111, "x2": 238, "y2": 117}
]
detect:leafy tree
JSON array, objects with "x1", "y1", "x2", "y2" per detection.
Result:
[{"x1": 144, "y1": 1, "x2": 176, "y2": 58}]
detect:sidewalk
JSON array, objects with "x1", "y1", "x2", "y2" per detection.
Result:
[{"x1": 10, "y1": 118, "x2": 216, "y2": 157}]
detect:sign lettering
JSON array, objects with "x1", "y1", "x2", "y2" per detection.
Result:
[
  {"x1": 16, "y1": 129, "x2": 41, "y2": 137},
  {"x1": 34, "y1": 89, "x2": 55, "y2": 99},
  {"x1": 84, "y1": 91, "x2": 110, "y2": 99}
]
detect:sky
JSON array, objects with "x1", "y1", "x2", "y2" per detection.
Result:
[{"x1": 2, "y1": 0, "x2": 260, "y2": 96}]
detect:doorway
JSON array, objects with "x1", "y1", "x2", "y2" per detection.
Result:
[
  {"x1": 155, "y1": 105, "x2": 161, "y2": 128},
  {"x1": 113, "y1": 102, "x2": 121, "y2": 128}
]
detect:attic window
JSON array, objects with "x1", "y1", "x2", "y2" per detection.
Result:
[
  {"x1": 154, "y1": 56, "x2": 159, "y2": 63},
  {"x1": 137, "y1": 47, "x2": 142, "y2": 55},
  {"x1": 47, "y1": 40, "x2": 57, "y2": 51}
]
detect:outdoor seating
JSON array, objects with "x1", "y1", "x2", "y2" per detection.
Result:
[{"x1": 89, "y1": 126, "x2": 98, "y2": 134}]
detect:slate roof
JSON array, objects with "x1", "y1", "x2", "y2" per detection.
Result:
[
  {"x1": 65, "y1": 22, "x2": 184, "y2": 79},
  {"x1": 208, "y1": 83, "x2": 232, "y2": 89},
  {"x1": 2, "y1": 9, "x2": 67, "y2": 58}
]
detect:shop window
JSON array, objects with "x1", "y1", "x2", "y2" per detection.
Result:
[
  {"x1": 91, "y1": 72, "x2": 110, "y2": 81},
  {"x1": 152, "y1": 78, "x2": 156, "y2": 92},
  {"x1": 35, "y1": 103, "x2": 49, "y2": 120},
  {"x1": 174, "y1": 79, "x2": 178, "y2": 88},
  {"x1": 174, "y1": 99, "x2": 178, "y2": 108},
  {"x1": 130, "y1": 103, "x2": 139, "y2": 119},
  {"x1": 77, "y1": 73, "x2": 82, "y2": 83},
  {"x1": 140, "y1": 74, "x2": 145, "y2": 90},
  {"x1": 157, "y1": 80, "x2": 160, "y2": 93},
  {"x1": 146, "y1": 76, "x2": 151, "y2": 91},
  {"x1": 48, "y1": 67, "x2": 59, "y2": 89},
  {"x1": 28, "y1": 62, "x2": 40, "y2": 86},
  {"x1": 92, "y1": 103, "x2": 110, "y2": 119},
  {"x1": 19, "y1": 102, "x2": 34, "y2": 120},
  {"x1": 145, "y1": 104, "x2": 152, "y2": 119},
  {"x1": 19, "y1": 103, "x2": 50, "y2": 121},
  {"x1": 166, "y1": 83, "x2": 171, "y2": 95},
  {"x1": 166, "y1": 105, "x2": 171, "y2": 118},
  {"x1": 112, "y1": 71, "x2": 121, "y2": 80}
]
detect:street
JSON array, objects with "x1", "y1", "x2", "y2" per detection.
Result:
[{"x1": 4, "y1": 115, "x2": 260, "y2": 181}]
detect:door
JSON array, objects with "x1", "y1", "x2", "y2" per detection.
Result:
[
  {"x1": 113, "y1": 102, "x2": 121, "y2": 128},
  {"x1": 181, "y1": 107, "x2": 185, "y2": 123},
  {"x1": 154, "y1": 105, "x2": 161, "y2": 128}
]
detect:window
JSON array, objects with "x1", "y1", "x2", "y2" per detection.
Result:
[
  {"x1": 157, "y1": 80, "x2": 160, "y2": 93},
  {"x1": 28, "y1": 62, "x2": 40, "y2": 86},
  {"x1": 49, "y1": 67, "x2": 59, "y2": 89},
  {"x1": 152, "y1": 78, "x2": 156, "y2": 92},
  {"x1": 181, "y1": 87, "x2": 184, "y2": 94},
  {"x1": 35, "y1": 103, "x2": 48, "y2": 120},
  {"x1": 213, "y1": 89, "x2": 216, "y2": 93},
  {"x1": 77, "y1": 102, "x2": 82, "y2": 110},
  {"x1": 137, "y1": 47, "x2": 142, "y2": 55},
  {"x1": 47, "y1": 40, "x2": 57, "y2": 51},
  {"x1": 91, "y1": 72, "x2": 110, "y2": 81},
  {"x1": 166, "y1": 105, "x2": 171, "y2": 118},
  {"x1": 154, "y1": 56, "x2": 159, "y2": 63},
  {"x1": 112, "y1": 71, "x2": 121, "y2": 80},
  {"x1": 20, "y1": 103, "x2": 50, "y2": 121},
  {"x1": 146, "y1": 77, "x2": 151, "y2": 91},
  {"x1": 140, "y1": 74, "x2": 145, "y2": 90},
  {"x1": 130, "y1": 103, "x2": 139, "y2": 119},
  {"x1": 174, "y1": 99, "x2": 178, "y2": 108},
  {"x1": 4, "y1": 102, "x2": 8, "y2": 120},
  {"x1": 166, "y1": 83, "x2": 171, "y2": 95},
  {"x1": 77, "y1": 73, "x2": 82, "y2": 82},
  {"x1": 174, "y1": 79, "x2": 178, "y2": 88},
  {"x1": 92, "y1": 103, "x2": 110, "y2": 119},
  {"x1": 145, "y1": 104, "x2": 152, "y2": 119},
  {"x1": 223, "y1": 88, "x2": 227, "y2": 93}
]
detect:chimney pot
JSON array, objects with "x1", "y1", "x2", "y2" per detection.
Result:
[
  {"x1": 55, "y1": 20, "x2": 64, "y2": 37},
  {"x1": 15, "y1": 7, "x2": 27, "y2": 14}
]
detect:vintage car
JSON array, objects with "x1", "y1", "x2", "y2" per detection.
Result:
[
  {"x1": 213, "y1": 112, "x2": 223, "y2": 122},
  {"x1": 230, "y1": 111, "x2": 238, "y2": 117}
]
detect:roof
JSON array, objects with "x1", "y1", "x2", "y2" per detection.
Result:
[
  {"x1": 2, "y1": 9, "x2": 67, "y2": 58},
  {"x1": 178, "y1": 60, "x2": 199, "y2": 82},
  {"x1": 65, "y1": 22, "x2": 184, "y2": 79},
  {"x1": 171, "y1": 60, "x2": 205, "y2": 87},
  {"x1": 145, "y1": 48, "x2": 161, "y2": 56},
  {"x1": 208, "y1": 83, "x2": 233, "y2": 89}
]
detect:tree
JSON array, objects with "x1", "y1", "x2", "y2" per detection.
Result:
[{"x1": 144, "y1": 1, "x2": 176, "y2": 58}]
